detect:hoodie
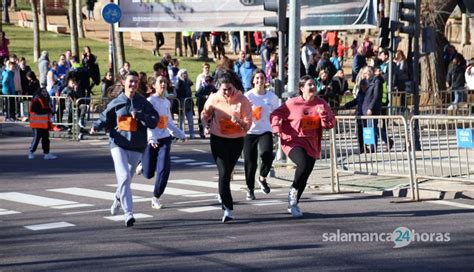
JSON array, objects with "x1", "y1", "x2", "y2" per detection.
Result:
[{"x1": 239, "y1": 61, "x2": 257, "y2": 92}]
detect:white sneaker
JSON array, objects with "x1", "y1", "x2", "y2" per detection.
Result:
[
  {"x1": 28, "y1": 152, "x2": 34, "y2": 160},
  {"x1": 135, "y1": 163, "x2": 143, "y2": 175},
  {"x1": 151, "y1": 197, "x2": 163, "y2": 209},
  {"x1": 110, "y1": 198, "x2": 121, "y2": 215},
  {"x1": 288, "y1": 187, "x2": 298, "y2": 207},
  {"x1": 447, "y1": 104, "x2": 457, "y2": 110},
  {"x1": 125, "y1": 215, "x2": 135, "y2": 227},
  {"x1": 222, "y1": 208, "x2": 234, "y2": 223},
  {"x1": 287, "y1": 205, "x2": 303, "y2": 218},
  {"x1": 217, "y1": 194, "x2": 222, "y2": 204},
  {"x1": 43, "y1": 153, "x2": 57, "y2": 160}
]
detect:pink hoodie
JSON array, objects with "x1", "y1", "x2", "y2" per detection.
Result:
[{"x1": 270, "y1": 96, "x2": 336, "y2": 159}]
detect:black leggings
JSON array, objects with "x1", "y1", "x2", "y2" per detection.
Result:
[
  {"x1": 288, "y1": 147, "x2": 316, "y2": 202},
  {"x1": 243, "y1": 132, "x2": 274, "y2": 190},
  {"x1": 210, "y1": 134, "x2": 244, "y2": 211},
  {"x1": 29, "y1": 128, "x2": 50, "y2": 154}
]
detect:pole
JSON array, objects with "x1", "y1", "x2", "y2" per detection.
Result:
[
  {"x1": 287, "y1": 0, "x2": 300, "y2": 97},
  {"x1": 413, "y1": 0, "x2": 421, "y2": 150},
  {"x1": 111, "y1": 23, "x2": 117, "y2": 81}
]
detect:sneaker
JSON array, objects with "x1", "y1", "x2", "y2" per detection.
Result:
[
  {"x1": 447, "y1": 104, "x2": 457, "y2": 111},
  {"x1": 28, "y1": 152, "x2": 34, "y2": 160},
  {"x1": 258, "y1": 177, "x2": 271, "y2": 194},
  {"x1": 110, "y1": 198, "x2": 121, "y2": 215},
  {"x1": 151, "y1": 197, "x2": 163, "y2": 209},
  {"x1": 135, "y1": 163, "x2": 143, "y2": 176},
  {"x1": 288, "y1": 187, "x2": 298, "y2": 207},
  {"x1": 125, "y1": 215, "x2": 135, "y2": 227},
  {"x1": 43, "y1": 153, "x2": 57, "y2": 160},
  {"x1": 287, "y1": 205, "x2": 303, "y2": 218},
  {"x1": 222, "y1": 208, "x2": 234, "y2": 223},
  {"x1": 246, "y1": 189, "x2": 256, "y2": 201}
]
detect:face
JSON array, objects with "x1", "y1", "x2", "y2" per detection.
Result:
[
  {"x1": 59, "y1": 56, "x2": 66, "y2": 65},
  {"x1": 66, "y1": 51, "x2": 72, "y2": 58},
  {"x1": 320, "y1": 72, "x2": 328, "y2": 81},
  {"x1": 181, "y1": 72, "x2": 188, "y2": 80},
  {"x1": 336, "y1": 70, "x2": 344, "y2": 78},
  {"x1": 300, "y1": 79, "x2": 316, "y2": 97},
  {"x1": 84, "y1": 47, "x2": 90, "y2": 54},
  {"x1": 253, "y1": 73, "x2": 266, "y2": 88},
  {"x1": 220, "y1": 83, "x2": 235, "y2": 98},
  {"x1": 124, "y1": 75, "x2": 139, "y2": 97},
  {"x1": 106, "y1": 72, "x2": 112, "y2": 80},
  {"x1": 379, "y1": 53, "x2": 388, "y2": 62},
  {"x1": 203, "y1": 65, "x2": 210, "y2": 73},
  {"x1": 124, "y1": 63, "x2": 130, "y2": 70},
  {"x1": 154, "y1": 76, "x2": 168, "y2": 96},
  {"x1": 240, "y1": 52, "x2": 246, "y2": 61}
]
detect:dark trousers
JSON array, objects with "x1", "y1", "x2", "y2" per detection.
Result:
[
  {"x1": 288, "y1": 147, "x2": 316, "y2": 202},
  {"x1": 154, "y1": 32, "x2": 165, "y2": 51},
  {"x1": 5, "y1": 96, "x2": 16, "y2": 119},
  {"x1": 243, "y1": 132, "x2": 274, "y2": 190},
  {"x1": 29, "y1": 128, "x2": 50, "y2": 154},
  {"x1": 210, "y1": 134, "x2": 244, "y2": 211},
  {"x1": 141, "y1": 137, "x2": 172, "y2": 198}
]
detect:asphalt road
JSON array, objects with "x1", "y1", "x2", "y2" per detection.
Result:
[{"x1": 0, "y1": 135, "x2": 473, "y2": 271}]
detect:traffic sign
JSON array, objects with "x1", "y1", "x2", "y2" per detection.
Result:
[{"x1": 102, "y1": 3, "x2": 122, "y2": 24}]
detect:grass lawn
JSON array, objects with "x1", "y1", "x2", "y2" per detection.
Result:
[{"x1": 4, "y1": 24, "x2": 216, "y2": 97}]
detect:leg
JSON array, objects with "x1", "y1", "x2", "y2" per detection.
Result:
[
  {"x1": 288, "y1": 147, "x2": 316, "y2": 202},
  {"x1": 29, "y1": 129, "x2": 41, "y2": 154},
  {"x1": 153, "y1": 137, "x2": 172, "y2": 198},
  {"x1": 40, "y1": 129, "x2": 50, "y2": 154},
  {"x1": 141, "y1": 143, "x2": 158, "y2": 179},
  {"x1": 258, "y1": 132, "x2": 275, "y2": 178},
  {"x1": 243, "y1": 134, "x2": 259, "y2": 191},
  {"x1": 185, "y1": 110, "x2": 195, "y2": 137}
]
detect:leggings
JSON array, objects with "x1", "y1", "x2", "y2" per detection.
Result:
[
  {"x1": 210, "y1": 134, "x2": 244, "y2": 211},
  {"x1": 29, "y1": 128, "x2": 50, "y2": 154},
  {"x1": 288, "y1": 147, "x2": 316, "y2": 202},
  {"x1": 243, "y1": 132, "x2": 274, "y2": 190}
]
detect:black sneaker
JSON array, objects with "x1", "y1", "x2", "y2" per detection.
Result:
[
  {"x1": 246, "y1": 189, "x2": 256, "y2": 201},
  {"x1": 258, "y1": 177, "x2": 271, "y2": 194},
  {"x1": 125, "y1": 216, "x2": 135, "y2": 227}
]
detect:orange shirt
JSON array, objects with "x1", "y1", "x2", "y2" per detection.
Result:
[{"x1": 201, "y1": 91, "x2": 252, "y2": 138}]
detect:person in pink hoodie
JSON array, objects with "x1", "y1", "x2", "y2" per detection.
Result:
[
  {"x1": 270, "y1": 75, "x2": 336, "y2": 218},
  {"x1": 201, "y1": 72, "x2": 253, "y2": 223}
]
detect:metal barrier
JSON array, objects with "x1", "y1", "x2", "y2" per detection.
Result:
[
  {"x1": 409, "y1": 116, "x2": 474, "y2": 192},
  {"x1": 329, "y1": 115, "x2": 416, "y2": 200}
]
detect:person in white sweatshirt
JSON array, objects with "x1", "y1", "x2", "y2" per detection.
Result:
[
  {"x1": 243, "y1": 69, "x2": 279, "y2": 200},
  {"x1": 139, "y1": 75, "x2": 186, "y2": 209}
]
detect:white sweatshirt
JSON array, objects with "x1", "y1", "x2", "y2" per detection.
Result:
[
  {"x1": 244, "y1": 89, "x2": 279, "y2": 135},
  {"x1": 147, "y1": 95, "x2": 185, "y2": 142}
]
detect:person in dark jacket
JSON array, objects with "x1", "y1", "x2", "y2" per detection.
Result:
[
  {"x1": 86, "y1": 0, "x2": 96, "y2": 20},
  {"x1": 90, "y1": 71, "x2": 159, "y2": 227},
  {"x1": 175, "y1": 69, "x2": 195, "y2": 138},
  {"x1": 447, "y1": 54, "x2": 466, "y2": 110},
  {"x1": 24, "y1": 71, "x2": 40, "y2": 96},
  {"x1": 352, "y1": 46, "x2": 367, "y2": 82},
  {"x1": 343, "y1": 79, "x2": 368, "y2": 152},
  {"x1": 195, "y1": 75, "x2": 217, "y2": 138},
  {"x1": 28, "y1": 88, "x2": 57, "y2": 160}
]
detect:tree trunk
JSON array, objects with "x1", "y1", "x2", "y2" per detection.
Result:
[
  {"x1": 10, "y1": 0, "x2": 17, "y2": 11},
  {"x1": 115, "y1": 30, "x2": 125, "y2": 69},
  {"x1": 419, "y1": 0, "x2": 458, "y2": 106},
  {"x1": 31, "y1": 0, "x2": 40, "y2": 62},
  {"x1": 2, "y1": 0, "x2": 10, "y2": 24},
  {"x1": 76, "y1": 0, "x2": 85, "y2": 38},
  {"x1": 39, "y1": 0, "x2": 46, "y2": 31},
  {"x1": 69, "y1": 0, "x2": 79, "y2": 56},
  {"x1": 175, "y1": 32, "x2": 182, "y2": 57}
]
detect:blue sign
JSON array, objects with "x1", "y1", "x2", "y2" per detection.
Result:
[
  {"x1": 456, "y1": 129, "x2": 474, "y2": 149},
  {"x1": 102, "y1": 3, "x2": 122, "y2": 24},
  {"x1": 363, "y1": 127, "x2": 376, "y2": 145}
]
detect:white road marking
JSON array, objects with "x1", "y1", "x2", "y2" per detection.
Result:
[
  {"x1": 170, "y1": 156, "x2": 180, "y2": 160},
  {"x1": 202, "y1": 164, "x2": 217, "y2": 168},
  {"x1": 0, "y1": 210, "x2": 21, "y2": 216},
  {"x1": 169, "y1": 179, "x2": 242, "y2": 191},
  {"x1": 89, "y1": 142, "x2": 108, "y2": 146},
  {"x1": 63, "y1": 209, "x2": 110, "y2": 215},
  {"x1": 186, "y1": 162, "x2": 212, "y2": 166},
  {"x1": 178, "y1": 206, "x2": 221, "y2": 213},
  {"x1": 172, "y1": 159, "x2": 196, "y2": 163},
  {"x1": 192, "y1": 149, "x2": 208, "y2": 153},
  {"x1": 126, "y1": 183, "x2": 215, "y2": 197},
  {"x1": 252, "y1": 200, "x2": 286, "y2": 206},
  {"x1": 0, "y1": 192, "x2": 78, "y2": 207},
  {"x1": 309, "y1": 194, "x2": 351, "y2": 201},
  {"x1": 426, "y1": 200, "x2": 474, "y2": 209},
  {"x1": 48, "y1": 187, "x2": 145, "y2": 201},
  {"x1": 173, "y1": 199, "x2": 217, "y2": 205},
  {"x1": 104, "y1": 213, "x2": 153, "y2": 221},
  {"x1": 25, "y1": 222, "x2": 75, "y2": 231},
  {"x1": 52, "y1": 203, "x2": 94, "y2": 209}
]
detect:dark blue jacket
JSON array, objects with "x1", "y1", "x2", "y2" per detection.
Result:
[
  {"x1": 344, "y1": 90, "x2": 366, "y2": 116},
  {"x1": 93, "y1": 92, "x2": 159, "y2": 152},
  {"x1": 362, "y1": 76, "x2": 383, "y2": 115}
]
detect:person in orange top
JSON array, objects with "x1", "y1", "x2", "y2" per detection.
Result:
[
  {"x1": 270, "y1": 75, "x2": 336, "y2": 218},
  {"x1": 201, "y1": 72, "x2": 252, "y2": 223}
]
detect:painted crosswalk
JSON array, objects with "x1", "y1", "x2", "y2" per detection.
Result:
[
  {"x1": 0, "y1": 192, "x2": 93, "y2": 209},
  {"x1": 48, "y1": 187, "x2": 149, "y2": 202}
]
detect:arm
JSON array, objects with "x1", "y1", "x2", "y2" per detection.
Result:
[
  {"x1": 200, "y1": 94, "x2": 215, "y2": 127},
  {"x1": 135, "y1": 99, "x2": 160, "y2": 129},
  {"x1": 318, "y1": 100, "x2": 336, "y2": 129},
  {"x1": 270, "y1": 102, "x2": 290, "y2": 134}
]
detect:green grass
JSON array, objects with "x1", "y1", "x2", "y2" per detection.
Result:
[{"x1": 4, "y1": 24, "x2": 215, "y2": 97}]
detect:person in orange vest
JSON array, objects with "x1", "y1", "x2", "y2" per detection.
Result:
[{"x1": 28, "y1": 88, "x2": 57, "y2": 160}]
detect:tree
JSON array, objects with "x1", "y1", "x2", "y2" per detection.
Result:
[
  {"x1": 39, "y1": 0, "x2": 46, "y2": 31},
  {"x1": 2, "y1": 0, "x2": 10, "y2": 24},
  {"x1": 69, "y1": 0, "x2": 79, "y2": 56},
  {"x1": 76, "y1": 0, "x2": 85, "y2": 38},
  {"x1": 31, "y1": 0, "x2": 40, "y2": 62},
  {"x1": 419, "y1": 0, "x2": 458, "y2": 106},
  {"x1": 115, "y1": 30, "x2": 125, "y2": 69},
  {"x1": 10, "y1": 0, "x2": 18, "y2": 11}
]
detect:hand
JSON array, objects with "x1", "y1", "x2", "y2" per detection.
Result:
[
  {"x1": 205, "y1": 127, "x2": 211, "y2": 135},
  {"x1": 366, "y1": 109, "x2": 372, "y2": 116},
  {"x1": 151, "y1": 142, "x2": 159, "y2": 148},
  {"x1": 90, "y1": 127, "x2": 96, "y2": 134},
  {"x1": 131, "y1": 111, "x2": 137, "y2": 119}
]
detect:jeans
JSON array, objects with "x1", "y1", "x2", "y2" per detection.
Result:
[
  {"x1": 243, "y1": 132, "x2": 274, "y2": 191},
  {"x1": 452, "y1": 89, "x2": 464, "y2": 105},
  {"x1": 231, "y1": 34, "x2": 240, "y2": 54},
  {"x1": 179, "y1": 110, "x2": 195, "y2": 137},
  {"x1": 110, "y1": 147, "x2": 142, "y2": 218}
]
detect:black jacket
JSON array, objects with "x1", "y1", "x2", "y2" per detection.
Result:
[
  {"x1": 447, "y1": 64, "x2": 466, "y2": 90},
  {"x1": 362, "y1": 76, "x2": 383, "y2": 115}
]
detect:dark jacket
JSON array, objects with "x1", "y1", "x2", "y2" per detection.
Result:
[
  {"x1": 93, "y1": 93, "x2": 159, "y2": 152},
  {"x1": 196, "y1": 84, "x2": 216, "y2": 110},
  {"x1": 344, "y1": 90, "x2": 366, "y2": 116},
  {"x1": 362, "y1": 76, "x2": 383, "y2": 115},
  {"x1": 447, "y1": 63, "x2": 466, "y2": 90},
  {"x1": 31, "y1": 89, "x2": 52, "y2": 115},
  {"x1": 176, "y1": 78, "x2": 194, "y2": 112}
]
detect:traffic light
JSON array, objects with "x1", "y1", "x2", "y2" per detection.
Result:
[
  {"x1": 390, "y1": 0, "x2": 417, "y2": 36},
  {"x1": 378, "y1": 17, "x2": 390, "y2": 49},
  {"x1": 263, "y1": 0, "x2": 287, "y2": 32}
]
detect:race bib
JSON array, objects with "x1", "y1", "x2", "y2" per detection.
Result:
[
  {"x1": 157, "y1": 116, "x2": 168, "y2": 129},
  {"x1": 219, "y1": 119, "x2": 241, "y2": 135},
  {"x1": 252, "y1": 106, "x2": 262, "y2": 121},
  {"x1": 118, "y1": 116, "x2": 137, "y2": 132},
  {"x1": 300, "y1": 115, "x2": 321, "y2": 131}
]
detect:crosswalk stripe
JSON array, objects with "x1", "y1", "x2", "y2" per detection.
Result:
[
  {"x1": 252, "y1": 200, "x2": 286, "y2": 206},
  {"x1": 169, "y1": 179, "x2": 242, "y2": 191},
  {"x1": 124, "y1": 183, "x2": 215, "y2": 197},
  {"x1": 426, "y1": 200, "x2": 474, "y2": 209},
  {"x1": 178, "y1": 206, "x2": 221, "y2": 213},
  {"x1": 25, "y1": 222, "x2": 75, "y2": 231},
  {"x1": 186, "y1": 162, "x2": 212, "y2": 166},
  {"x1": 104, "y1": 213, "x2": 153, "y2": 221},
  {"x1": 202, "y1": 164, "x2": 217, "y2": 168},
  {"x1": 0, "y1": 192, "x2": 78, "y2": 207},
  {"x1": 52, "y1": 203, "x2": 94, "y2": 209},
  {"x1": 0, "y1": 210, "x2": 21, "y2": 216},
  {"x1": 89, "y1": 142, "x2": 109, "y2": 146},
  {"x1": 192, "y1": 149, "x2": 208, "y2": 153},
  {"x1": 170, "y1": 156, "x2": 180, "y2": 159},
  {"x1": 48, "y1": 187, "x2": 145, "y2": 201},
  {"x1": 172, "y1": 159, "x2": 196, "y2": 163}
]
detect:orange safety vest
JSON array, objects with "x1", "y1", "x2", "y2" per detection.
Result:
[{"x1": 29, "y1": 97, "x2": 51, "y2": 129}]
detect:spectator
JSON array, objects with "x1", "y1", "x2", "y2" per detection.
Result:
[
  {"x1": 350, "y1": 39, "x2": 358, "y2": 58},
  {"x1": 82, "y1": 46, "x2": 100, "y2": 86},
  {"x1": 343, "y1": 79, "x2": 369, "y2": 152},
  {"x1": 86, "y1": 0, "x2": 96, "y2": 20},
  {"x1": 9, "y1": 55, "x2": 23, "y2": 95},
  {"x1": 175, "y1": 69, "x2": 195, "y2": 138},
  {"x1": 352, "y1": 46, "x2": 367, "y2": 82},
  {"x1": 230, "y1": 31, "x2": 240, "y2": 55},
  {"x1": 182, "y1": 31, "x2": 195, "y2": 57},
  {"x1": 465, "y1": 58, "x2": 474, "y2": 90},
  {"x1": 153, "y1": 32, "x2": 165, "y2": 56},
  {"x1": 337, "y1": 39, "x2": 349, "y2": 64},
  {"x1": 260, "y1": 39, "x2": 274, "y2": 71},
  {"x1": 316, "y1": 52, "x2": 337, "y2": 80},
  {"x1": 196, "y1": 75, "x2": 216, "y2": 138},
  {"x1": 327, "y1": 31, "x2": 338, "y2": 55},
  {"x1": 0, "y1": 31, "x2": 10, "y2": 65},
  {"x1": 195, "y1": 63, "x2": 210, "y2": 92},
  {"x1": 447, "y1": 54, "x2": 466, "y2": 110},
  {"x1": 24, "y1": 71, "x2": 40, "y2": 96},
  {"x1": 329, "y1": 50, "x2": 341, "y2": 71},
  {"x1": 253, "y1": 31, "x2": 263, "y2": 54},
  {"x1": 307, "y1": 52, "x2": 321, "y2": 78},
  {"x1": 239, "y1": 54, "x2": 258, "y2": 92},
  {"x1": 137, "y1": 71, "x2": 148, "y2": 97},
  {"x1": 301, "y1": 35, "x2": 317, "y2": 75},
  {"x1": 363, "y1": 35, "x2": 374, "y2": 59},
  {"x1": 210, "y1": 32, "x2": 224, "y2": 60},
  {"x1": 394, "y1": 49, "x2": 410, "y2": 97},
  {"x1": 316, "y1": 70, "x2": 333, "y2": 103},
  {"x1": 64, "y1": 50, "x2": 73, "y2": 70},
  {"x1": 265, "y1": 51, "x2": 278, "y2": 83},
  {"x1": 57, "y1": 54, "x2": 69, "y2": 80},
  {"x1": 331, "y1": 69, "x2": 350, "y2": 108},
  {"x1": 19, "y1": 58, "x2": 32, "y2": 94},
  {"x1": 233, "y1": 51, "x2": 246, "y2": 76},
  {"x1": 2, "y1": 60, "x2": 16, "y2": 121},
  {"x1": 119, "y1": 61, "x2": 130, "y2": 80},
  {"x1": 38, "y1": 50, "x2": 50, "y2": 88}
]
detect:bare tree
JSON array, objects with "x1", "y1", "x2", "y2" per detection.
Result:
[
  {"x1": 31, "y1": 0, "x2": 41, "y2": 61},
  {"x1": 39, "y1": 0, "x2": 46, "y2": 31},
  {"x1": 69, "y1": 0, "x2": 79, "y2": 56},
  {"x1": 10, "y1": 0, "x2": 18, "y2": 11},
  {"x1": 115, "y1": 30, "x2": 125, "y2": 69},
  {"x1": 419, "y1": 0, "x2": 458, "y2": 106},
  {"x1": 2, "y1": 0, "x2": 10, "y2": 24},
  {"x1": 76, "y1": 0, "x2": 85, "y2": 38}
]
